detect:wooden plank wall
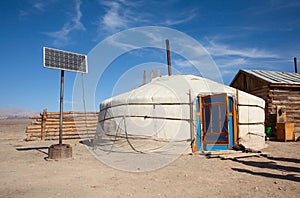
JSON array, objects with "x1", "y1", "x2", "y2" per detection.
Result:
[
  {"x1": 242, "y1": 85, "x2": 300, "y2": 139},
  {"x1": 269, "y1": 87, "x2": 300, "y2": 138},
  {"x1": 26, "y1": 109, "x2": 99, "y2": 141}
]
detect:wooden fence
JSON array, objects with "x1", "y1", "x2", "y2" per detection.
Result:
[{"x1": 26, "y1": 109, "x2": 99, "y2": 141}]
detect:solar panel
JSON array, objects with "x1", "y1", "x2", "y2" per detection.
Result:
[{"x1": 43, "y1": 47, "x2": 88, "y2": 73}]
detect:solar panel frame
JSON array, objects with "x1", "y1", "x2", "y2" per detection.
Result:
[{"x1": 43, "y1": 47, "x2": 88, "y2": 73}]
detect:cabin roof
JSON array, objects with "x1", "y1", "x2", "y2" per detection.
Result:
[{"x1": 231, "y1": 70, "x2": 300, "y2": 85}]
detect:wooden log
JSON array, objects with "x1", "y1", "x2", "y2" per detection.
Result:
[
  {"x1": 45, "y1": 111, "x2": 98, "y2": 115},
  {"x1": 220, "y1": 153, "x2": 262, "y2": 160},
  {"x1": 47, "y1": 122, "x2": 97, "y2": 126},
  {"x1": 45, "y1": 136, "x2": 93, "y2": 141},
  {"x1": 267, "y1": 100, "x2": 300, "y2": 105},
  {"x1": 31, "y1": 121, "x2": 42, "y2": 125},
  {"x1": 35, "y1": 121, "x2": 98, "y2": 125},
  {"x1": 26, "y1": 125, "x2": 97, "y2": 132},
  {"x1": 45, "y1": 127, "x2": 96, "y2": 133},
  {"x1": 45, "y1": 125, "x2": 98, "y2": 129},
  {"x1": 33, "y1": 120, "x2": 93, "y2": 124},
  {"x1": 47, "y1": 123, "x2": 98, "y2": 127},
  {"x1": 45, "y1": 134, "x2": 96, "y2": 138},
  {"x1": 43, "y1": 120, "x2": 98, "y2": 125},
  {"x1": 46, "y1": 133, "x2": 94, "y2": 137},
  {"x1": 36, "y1": 118, "x2": 97, "y2": 122},
  {"x1": 29, "y1": 116, "x2": 42, "y2": 119},
  {"x1": 27, "y1": 132, "x2": 95, "y2": 138},
  {"x1": 43, "y1": 116, "x2": 74, "y2": 120},
  {"x1": 26, "y1": 134, "x2": 94, "y2": 141},
  {"x1": 26, "y1": 125, "x2": 42, "y2": 130},
  {"x1": 27, "y1": 127, "x2": 97, "y2": 133},
  {"x1": 41, "y1": 108, "x2": 47, "y2": 140},
  {"x1": 38, "y1": 131, "x2": 95, "y2": 136},
  {"x1": 44, "y1": 127, "x2": 97, "y2": 132}
]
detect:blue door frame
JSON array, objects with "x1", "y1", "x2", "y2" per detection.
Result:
[{"x1": 195, "y1": 94, "x2": 234, "y2": 151}]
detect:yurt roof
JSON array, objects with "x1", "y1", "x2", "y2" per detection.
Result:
[{"x1": 100, "y1": 74, "x2": 263, "y2": 109}]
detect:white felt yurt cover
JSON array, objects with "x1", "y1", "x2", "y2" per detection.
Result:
[{"x1": 94, "y1": 75, "x2": 265, "y2": 154}]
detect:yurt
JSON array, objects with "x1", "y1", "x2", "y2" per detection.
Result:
[{"x1": 94, "y1": 74, "x2": 265, "y2": 153}]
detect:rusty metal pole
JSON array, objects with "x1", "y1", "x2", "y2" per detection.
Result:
[
  {"x1": 294, "y1": 57, "x2": 298, "y2": 73},
  {"x1": 166, "y1": 39, "x2": 172, "y2": 76},
  {"x1": 143, "y1": 70, "x2": 146, "y2": 85},
  {"x1": 48, "y1": 70, "x2": 72, "y2": 160},
  {"x1": 59, "y1": 70, "x2": 64, "y2": 145}
]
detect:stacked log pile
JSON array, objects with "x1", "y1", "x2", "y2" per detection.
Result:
[{"x1": 26, "y1": 109, "x2": 99, "y2": 141}]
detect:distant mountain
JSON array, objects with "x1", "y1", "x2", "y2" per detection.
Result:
[{"x1": 0, "y1": 108, "x2": 39, "y2": 120}]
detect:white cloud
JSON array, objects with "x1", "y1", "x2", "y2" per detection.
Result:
[
  {"x1": 31, "y1": 0, "x2": 59, "y2": 11},
  {"x1": 33, "y1": 0, "x2": 46, "y2": 11},
  {"x1": 216, "y1": 58, "x2": 247, "y2": 68},
  {"x1": 174, "y1": 59, "x2": 193, "y2": 68},
  {"x1": 102, "y1": 2, "x2": 128, "y2": 31},
  {"x1": 19, "y1": 0, "x2": 55, "y2": 18},
  {"x1": 19, "y1": 10, "x2": 28, "y2": 18},
  {"x1": 98, "y1": 0, "x2": 148, "y2": 33},
  {"x1": 204, "y1": 38, "x2": 279, "y2": 59},
  {"x1": 163, "y1": 9, "x2": 197, "y2": 26},
  {"x1": 200, "y1": 37, "x2": 287, "y2": 80},
  {"x1": 106, "y1": 35, "x2": 138, "y2": 51},
  {"x1": 98, "y1": 0, "x2": 198, "y2": 35},
  {"x1": 46, "y1": 0, "x2": 85, "y2": 47}
]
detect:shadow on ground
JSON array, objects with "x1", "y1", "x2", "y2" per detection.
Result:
[
  {"x1": 16, "y1": 146, "x2": 49, "y2": 155},
  {"x1": 231, "y1": 156, "x2": 300, "y2": 183}
]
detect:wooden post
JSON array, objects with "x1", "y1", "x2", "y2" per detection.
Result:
[
  {"x1": 225, "y1": 96, "x2": 230, "y2": 150},
  {"x1": 200, "y1": 97, "x2": 204, "y2": 152},
  {"x1": 193, "y1": 99, "x2": 198, "y2": 152},
  {"x1": 143, "y1": 70, "x2": 146, "y2": 85},
  {"x1": 189, "y1": 89, "x2": 194, "y2": 151},
  {"x1": 151, "y1": 70, "x2": 155, "y2": 81},
  {"x1": 41, "y1": 108, "x2": 47, "y2": 140},
  {"x1": 234, "y1": 89, "x2": 239, "y2": 145}
]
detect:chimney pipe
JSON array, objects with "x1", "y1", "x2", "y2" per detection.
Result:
[
  {"x1": 294, "y1": 57, "x2": 298, "y2": 73},
  {"x1": 143, "y1": 70, "x2": 146, "y2": 85},
  {"x1": 166, "y1": 39, "x2": 172, "y2": 76}
]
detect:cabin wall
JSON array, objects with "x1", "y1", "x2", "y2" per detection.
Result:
[
  {"x1": 231, "y1": 73, "x2": 300, "y2": 139},
  {"x1": 248, "y1": 86, "x2": 300, "y2": 138},
  {"x1": 269, "y1": 86, "x2": 300, "y2": 139}
]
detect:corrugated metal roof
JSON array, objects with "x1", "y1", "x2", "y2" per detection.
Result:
[{"x1": 242, "y1": 70, "x2": 300, "y2": 84}]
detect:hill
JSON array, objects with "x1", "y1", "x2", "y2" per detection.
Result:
[{"x1": 0, "y1": 108, "x2": 38, "y2": 120}]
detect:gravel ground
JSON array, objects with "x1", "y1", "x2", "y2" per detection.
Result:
[{"x1": 0, "y1": 119, "x2": 299, "y2": 197}]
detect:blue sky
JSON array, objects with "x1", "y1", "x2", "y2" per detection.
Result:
[{"x1": 1, "y1": 0, "x2": 300, "y2": 112}]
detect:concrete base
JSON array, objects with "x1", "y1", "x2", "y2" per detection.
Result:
[{"x1": 48, "y1": 144, "x2": 72, "y2": 160}]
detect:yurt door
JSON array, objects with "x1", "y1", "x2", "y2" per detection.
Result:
[{"x1": 198, "y1": 94, "x2": 233, "y2": 151}]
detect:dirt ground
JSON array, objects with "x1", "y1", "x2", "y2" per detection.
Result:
[{"x1": 0, "y1": 119, "x2": 299, "y2": 198}]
